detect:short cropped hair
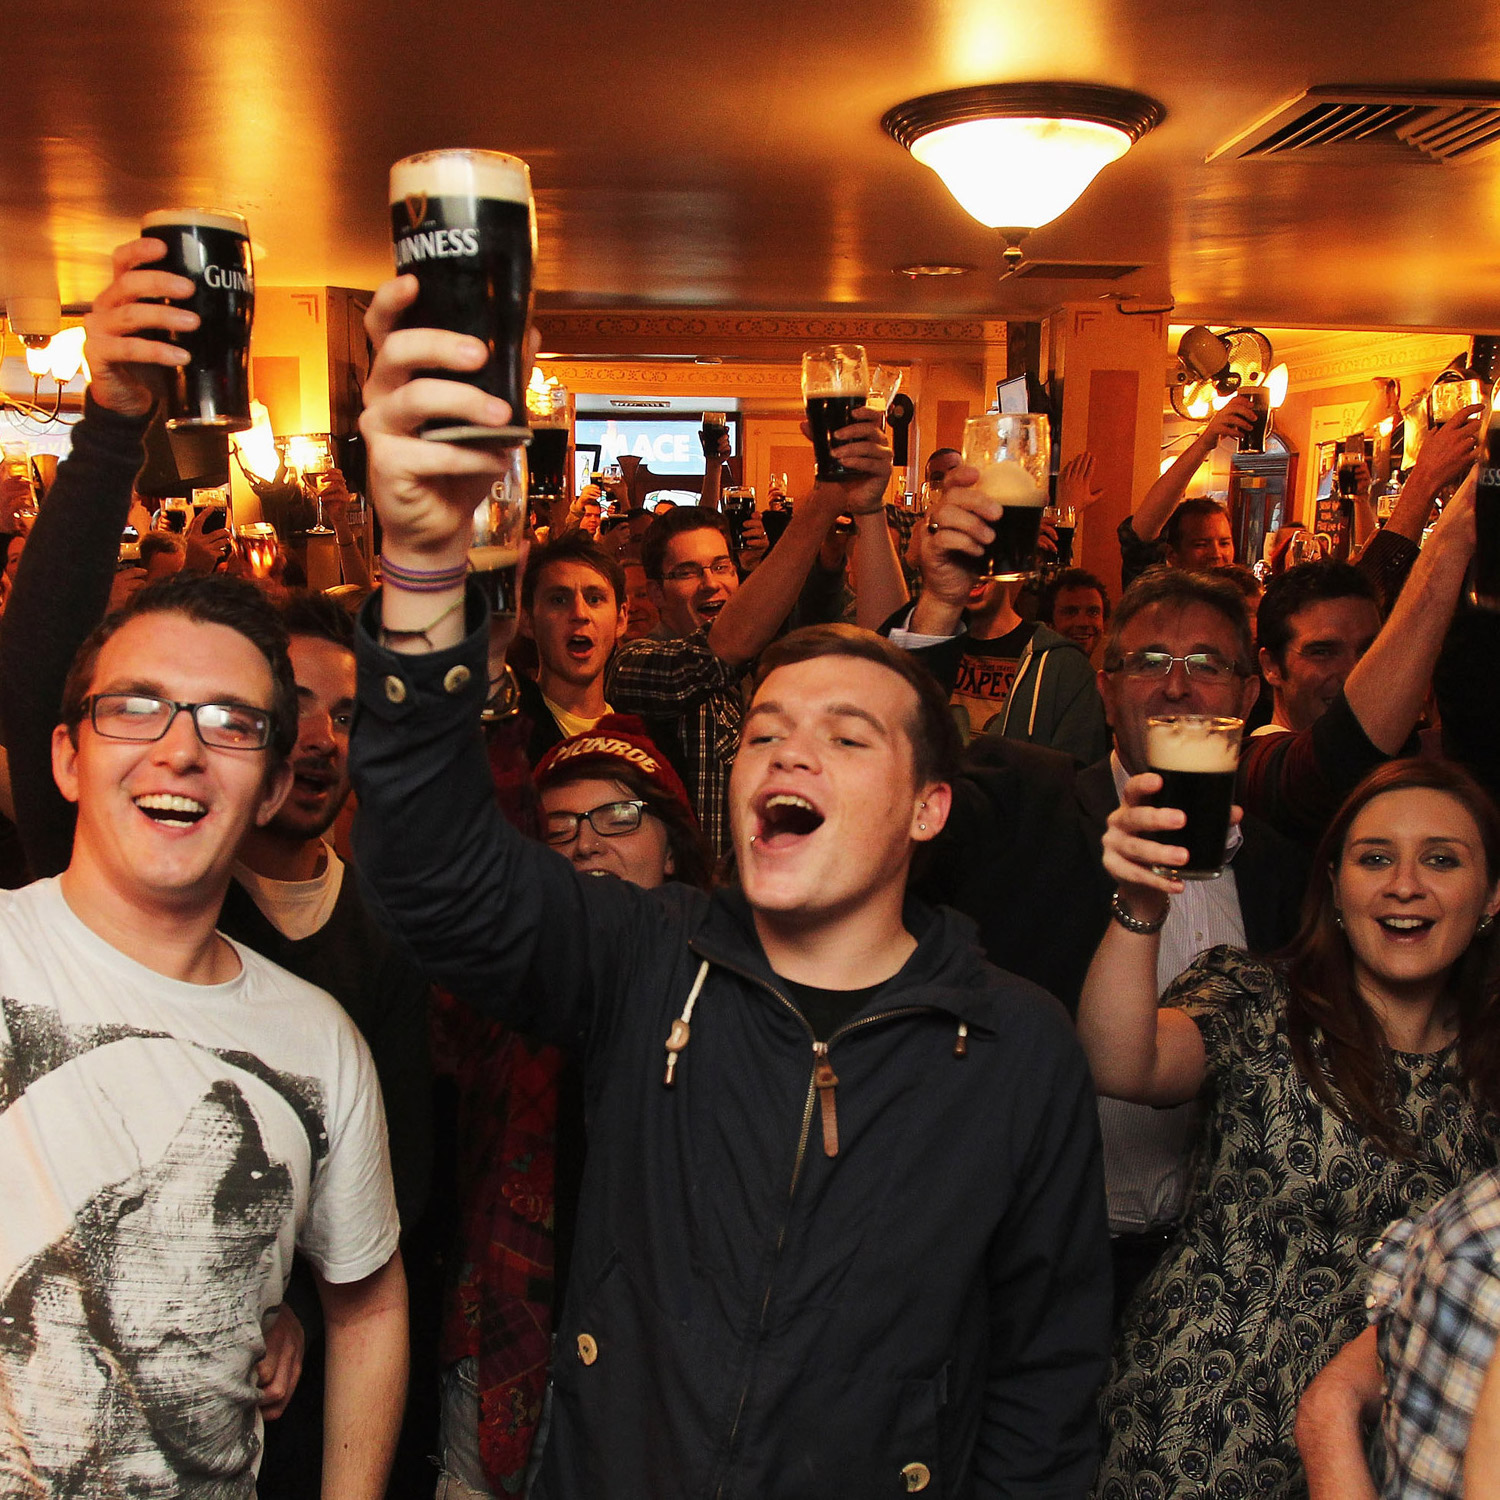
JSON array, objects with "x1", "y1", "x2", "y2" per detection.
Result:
[
  {"x1": 522, "y1": 531, "x2": 627, "y2": 610},
  {"x1": 753, "y1": 623, "x2": 963, "y2": 789},
  {"x1": 1038, "y1": 568, "x2": 1112, "y2": 626},
  {"x1": 1162, "y1": 498, "x2": 1231, "y2": 554},
  {"x1": 1103, "y1": 567, "x2": 1255, "y2": 677},
  {"x1": 1215, "y1": 563, "x2": 1264, "y2": 603},
  {"x1": 138, "y1": 533, "x2": 185, "y2": 569},
  {"x1": 280, "y1": 589, "x2": 355, "y2": 650},
  {"x1": 60, "y1": 573, "x2": 299, "y2": 761},
  {"x1": 1258, "y1": 561, "x2": 1379, "y2": 667},
  {"x1": 640, "y1": 506, "x2": 732, "y2": 582}
]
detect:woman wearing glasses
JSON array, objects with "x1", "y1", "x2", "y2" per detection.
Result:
[
  {"x1": 1081, "y1": 757, "x2": 1500, "y2": 1499},
  {"x1": 533, "y1": 718, "x2": 713, "y2": 891}
]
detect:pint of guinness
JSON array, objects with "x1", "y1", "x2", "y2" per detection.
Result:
[
  {"x1": 1145, "y1": 715, "x2": 1243, "y2": 880},
  {"x1": 141, "y1": 208, "x2": 255, "y2": 433},
  {"x1": 802, "y1": 345, "x2": 869, "y2": 482},
  {"x1": 961, "y1": 412, "x2": 1051, "y2": 582},
  {"x1": 390, "y1": 148, "x2": 537, "y2": 444},
  {"x1": 1237, "y1": 384, "x2": 1271, "y2": 454}
]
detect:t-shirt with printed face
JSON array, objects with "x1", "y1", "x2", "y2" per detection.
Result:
[
  {"x1": 949, "y1": 620, "x2": 1038, "y2": 739},
  {"x1": 0, "y1": 877, "x2": 399, "y2": 1496}
]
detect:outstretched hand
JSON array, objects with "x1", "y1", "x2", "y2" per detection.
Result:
[
  {"x1": 800, "y1": 406, "x2": 893, "y2": 515},
  {"x1": 83, "y1": 238, "x2": 198, "y2": 418}
]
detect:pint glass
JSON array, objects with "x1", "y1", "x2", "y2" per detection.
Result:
[
  {"x1": 1238, "y1": 385, "x2": 1271, "y2": 454},
  {"x1": 471, "y1": 444, "x2": 528, "y2": 615},
  {"x1": 802, "y1": 345, "x2": 869, "y2": 482},
  {"x1": 1145, "y1": 715, "x2": 1243, "y2": 879},
  {"x1": 390, "y1": 148, "x2": 537, "y2": 444},
  {"x1": 141, "y1": 208, "x2": 255, "y2": 432},
  {"x1": 1472, "y1": 422, "x2": 1500, "y2": 611},
  {"x1": 961, "y1": 412, "x2": 1050, "y2": 582}
]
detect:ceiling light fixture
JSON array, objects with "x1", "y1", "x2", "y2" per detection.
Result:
[
  {"x1": 893, "y1": 262, "x2": 976, "y2": 279},
  {"x1": 882, "y1": 83, "x2": 1164, "y2": 270}
]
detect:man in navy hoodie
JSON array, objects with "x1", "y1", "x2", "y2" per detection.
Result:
[{"x1": 350, "y1": 272, "x2": 1110, "y2": 1499}]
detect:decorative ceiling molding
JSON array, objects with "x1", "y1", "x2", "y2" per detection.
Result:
[
  {"x1": 556, "y1": 363, "x2": 804, "y2": 395},
  {"x1": 534, "y1": 308, "x2": 1006, "y2": 358},
  {"x1": 1282, "y1": 331, "x2": 1467, "y2": 388}
]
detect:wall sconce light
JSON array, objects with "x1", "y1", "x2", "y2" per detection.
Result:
[
  {"x1": 882, "y1": 83, "x2": 1164, "y2": 269},
  {"x1": 232, "y1": 401, "x2": 280, "y2": 483},
  {"x1": 279, "y1": 432, "x2": 334, "y2": 476}
]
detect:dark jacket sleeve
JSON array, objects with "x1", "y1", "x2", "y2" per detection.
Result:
[
  {"x1": 1001, "y1": 642, "x2": 1107, "y2": 766},
  {"x1": 0, "y1": 398, "x2": 149, "y2": 877},
  {"x1": 1235, "y1": 692, "x2": 1396, "y2": 848},
  {"x1": 1117, "y1": 514, "x2": 1164, "y2": 591},
  {"x1": 1435, "y1": 607, "x2": 1500, "y2": 810},
  {"x1": 977, "y1": 1015, "x2": 1111, "y2": 1496},
  {"x1": 350, "y1": 587, "x2": 689, "y2": 1056},
  {"x1": 1352, "y1": 525, "x2": 1421, "y2": 613}
]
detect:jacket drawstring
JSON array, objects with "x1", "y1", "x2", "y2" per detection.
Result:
[
  {"x1": 1026, "y1": 650, "x2": 1050, "y2": 737},
  {"x1": 663, "y1": 959, "x2": 710, "y2": 1085},
  {"x1": 954, "y1": 1022, "x2": 969, "y2": 1059}
]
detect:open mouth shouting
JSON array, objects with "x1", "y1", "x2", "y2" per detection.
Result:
[
  {"x1": 134, "y1": 792, "x2": 208, "y2": 828},
  {"x1": 696, "y1": 597, "x2": 728, "y2": 625},
  {"x1": 565, "y1": 631, "x2": 597, "y2": 664},
  {"x1": 753, "y1": 790, "x2": 826, "y2": 851}
]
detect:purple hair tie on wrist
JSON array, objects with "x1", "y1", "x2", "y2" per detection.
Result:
[{"x1": 379, "y1": 554, "x2": 469, "y2": 592}]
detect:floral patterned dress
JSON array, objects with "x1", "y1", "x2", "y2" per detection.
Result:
[{"x1": 1094, "y1": 947, "x2": 1500, "y2": 1500}]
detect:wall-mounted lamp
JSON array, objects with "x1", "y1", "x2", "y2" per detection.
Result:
[
  {"x1": 881, "y1": 83, "x2": 1163, "y2": 269},
  {"x1": 232, "y1": 401, "x2": 280, "y2": 483}
]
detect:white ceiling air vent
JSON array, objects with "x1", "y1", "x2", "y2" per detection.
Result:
[
  {"x1": 1209, "y1": 86, "x2": 1500, "y2": 164},
  {"x1": 1007, "y1": 261, "x2": 1145, "y2": 281}
]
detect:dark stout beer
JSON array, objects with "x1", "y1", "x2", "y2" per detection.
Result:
[
  {"x1": 805, "y1": 395, "x2": 866, "y2": 482},
  {"x1": 972, "y1": 460, "x2": 1046, "y2": 581},
  {"x1": 802, "y1": 345, "x2": 869, "y2": 483},
  {"x1": 528, "y1": 427, "x2": 569, "y2": 496},
  {"x1": 1145, "y1": 716, "x2": 1243, "y2": 879},
  {"x1": 1238, "y1": 385, "x2": 1271, "y2": 454},
  {"x1": 390, "y1": 149, "x2": 536, "y2": 443},
  {"x1": 722, "y1": 487, "x2": 756, "y2": 550},
  {"x1": 1472, "y1": 423, "x2": 1500, "y2": 611},
  {"x1": 141, "y1": 208, "x2": 254, "y2": 432}
]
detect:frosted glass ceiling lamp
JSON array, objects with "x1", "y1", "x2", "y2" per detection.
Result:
[{"x1": 882, "y1": 84, "x2": 1164, "y2": 269}]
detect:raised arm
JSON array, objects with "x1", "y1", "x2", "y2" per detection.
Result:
[
  {"x1": 1343, "y1": 468, "x2": 1476, "y2": 754},
  {"x1": 705, "y1": 407, "x2": 891, "y2": 668},
  {"x1": 850, "y1": 502, "x2": 909, "y2": 629},
  {"x1": 0, "y1": 237, "x2": 197, "y2": 877},
  {"x1": 1075, "y1": 771, "x2": 1208, "y2": 1105},
  {"x1": 1382, "y1": 403, "x2": 1481, "y2": 549},
  {"x1": 1133, "y1": 396, "x2": 1255, "y2": 544}
]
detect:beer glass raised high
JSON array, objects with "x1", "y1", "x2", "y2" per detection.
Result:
[
  {"x1": 141, "y1": 208, "x2": 255, "y2": 433},
  {"x1": 390, "y1": 148, "x2": 536, "y2": 444},
  {"x1": 1145, "y1": 715, "x2": 1243, "y2": 879},
  {"x1": 802, "y1": 345, "x2": 869, "y2": 482},
  {"x1": 961, "y1": 413, "x2": 1050, "y2": 582}
]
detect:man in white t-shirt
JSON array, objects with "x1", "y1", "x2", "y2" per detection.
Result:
[{"x1": 0, "y1": 565, "x2": 403, "y2": 1497}]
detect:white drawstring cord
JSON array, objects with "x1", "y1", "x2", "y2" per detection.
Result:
[{"x1": 663, "y1": 959, "x2": 710, "y2": 1086}]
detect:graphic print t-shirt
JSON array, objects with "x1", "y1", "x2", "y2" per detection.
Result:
[
  {"x1": 949, "y1": 621, "x2": 1038, "y2": 738},
  {"x1": 0, "y1": 878, "x2": 399, "y2": 1497}
]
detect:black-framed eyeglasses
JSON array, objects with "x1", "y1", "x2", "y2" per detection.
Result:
[
  {"x1": 661, "y1": 558, "x2": 738, "y2": 585},
  {"x1": 543, "y1": 799, "x2": 651, "y2": 845},
  {"x1": 84, "y1": 693, "x2": 274, "y2": 751},
  {"x1": 1104, "y1": 650, "x2": 1241, "y2": 683}
]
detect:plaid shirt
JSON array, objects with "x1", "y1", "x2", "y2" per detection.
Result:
[
  {"x1": 606, "y1": 628, "x2": 743, "y2": 854},
  {"x1": 1366, "y1": 1166, "x2": 1500, "y2": 1500}
]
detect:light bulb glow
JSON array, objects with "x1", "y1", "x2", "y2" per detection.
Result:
[
  {"x1": 233, "y1": 402, "x2": 279, "y2": 482},
  {"x1": 1265, "y1": 363, "x2": 1289, "y2": 409},
  {"x1": 909, "y1": 116, "x2": 1132, "y2": 230},
  {"x1": 24, "y1": 343, "x2": 51, "y2": 378},
  {"x1": 1183, "y1": 381, "x2": 1216, "y2": 419},
  {"x1": 47, "y1": 326, "x2": 88, "y2": 384}
]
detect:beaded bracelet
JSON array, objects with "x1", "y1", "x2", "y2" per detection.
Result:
[{"x1": 380, "y1": 553, "x2": 468, "y2": 592}]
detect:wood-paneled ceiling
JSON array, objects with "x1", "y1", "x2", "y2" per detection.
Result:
[{"x1": 5, "y1": 1, "x2": 1500, "y2": 336}]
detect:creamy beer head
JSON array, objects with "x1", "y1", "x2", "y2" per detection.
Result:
[
  {"x1": 1145, "y1": 715, "x2": 1243, "y2": 773},
  {"x1": 389, "y1": 148, "x2": 537, "y2": 442},
  {"x1": 142, "y1": 207, "x2": 250, "y2": 238},
  {"x1": 974, "y1": 460, "x2": 1046, "y2": 508}
]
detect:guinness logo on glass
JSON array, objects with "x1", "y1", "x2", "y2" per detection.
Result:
[{"x1": 405, "y1": 193, "x2": 428, "y2": 230}]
